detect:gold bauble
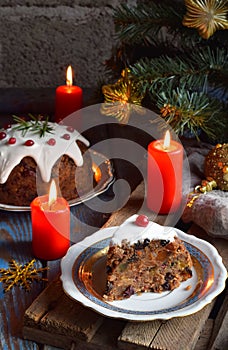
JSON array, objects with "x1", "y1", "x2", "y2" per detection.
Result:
[{"x1": 204, "y1": 143, "x2": 228, "y2": 191}]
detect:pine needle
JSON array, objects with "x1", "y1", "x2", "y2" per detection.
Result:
[{"x1": 12, "y1": 115, "x2": 54, "y2": 138}]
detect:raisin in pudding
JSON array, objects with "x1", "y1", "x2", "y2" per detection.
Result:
[{"x1": 103, "y1": 214, "x2": 193, "y2": 301}]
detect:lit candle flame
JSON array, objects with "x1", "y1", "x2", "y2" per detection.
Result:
[
  {"x1": 66, "y1": 65, "x2": 73, "y2": 87},
  {"x1": 48, "y1": 179, "x2": 57, "y2": 208},
  {"x1": 163, "y1": 130, "x2": 171, "y2": 149},
  {"x1": 92, "y1": 162, "x2": 102, "y2": 183}
]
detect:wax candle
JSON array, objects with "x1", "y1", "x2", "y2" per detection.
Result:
[
  {"x1": 147, "y1": 131, "x2": 183, "y2": 214},
  {"x1": 55, "y1": 65, "x2": 83, "y2": 122},
  {"x1": 30, "y1": 180, "x2": 70, "y2": 260}
]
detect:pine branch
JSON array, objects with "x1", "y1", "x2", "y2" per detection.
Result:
[
  {"x1": 113, "y1": 2, "x2": 185, "y2": 45},
  {"x1": 155, "y1": 83, "x2": 226, "y2": 140},
  {"x1": 12, "y1": 115, "x2": 54, "y2": 138},
  {"x1": 130, "y1": 47, "x2": 228, "y2": 94},
  {"x1": 113, "y1": 2, "x2": 228, "y2": 49},
  {"x1": 104, "y1": 1, "x2": 228, "y2": 142}
]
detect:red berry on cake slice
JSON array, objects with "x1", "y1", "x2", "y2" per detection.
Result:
[{"x1": 135, "y1": 214, "x2": 149, "y2": 227}]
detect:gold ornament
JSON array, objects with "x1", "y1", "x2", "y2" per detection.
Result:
[
  {"x1": 101, "y1": 68, "x2": 145, "y2": 124},
  {"x1": 186, "y1": 177, "x2": 217, "y2": 207},
  {"x1": 204, "y1": 143, "x2": 228, "y2": 191},
  {"x1": 0, "y1": 259, "x2": 48, "y2": 292},
  {"x1": 187, "y1": 143, "x2": 228, "y2": 208},
  {"x1": 183, "y1": 0, "x2": 228, "y2": 39}
]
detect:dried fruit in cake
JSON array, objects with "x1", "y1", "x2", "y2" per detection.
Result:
[{"x1": 103, "y1": 215, "x2": 193, "y2": 301}]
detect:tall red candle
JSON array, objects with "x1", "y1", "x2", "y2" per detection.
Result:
[
  {"x1": 30, "y1": 180, "x2": 70, "y2": 260},
  {"x1": 147, "y1": 131, "x2": 183, "y2": 214},
  {"x1": 55, "y1": 65, "x2": 83, "y2": 123}
]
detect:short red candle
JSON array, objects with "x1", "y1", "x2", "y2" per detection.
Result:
[
  {"x1": 55, "y1": 65, "x2": 83, "y2": 123},
  {"x1": 147, "y1": 131, "x2": 183, "y2": 214},
  {"x1": 30, "y1": 186, "x2": 70, "y2": 260}
]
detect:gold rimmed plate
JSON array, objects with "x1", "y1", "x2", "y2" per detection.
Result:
[
  {"x1": 60, "y1": 227, "x2": 227, "y2": 321},
  {"x1": 0, "y1": 150, "x2": 114, "y2": 212}
]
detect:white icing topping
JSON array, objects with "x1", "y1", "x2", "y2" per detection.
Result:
[
  {"x1": 0, "y1": 122, "x2": 89, "y2": 184},
  {"x1": 111, "y1": 214, "x2": 177, "y2": 245}
]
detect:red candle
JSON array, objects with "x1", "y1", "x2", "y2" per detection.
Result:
[
  {"x1": 30, "y1": 180, "x2": 70, "y2": 260},
  {"x1": 147, "y1": 131, "x2": 183, "y2": 214},
  {"x1": 55, "y1": 65, "x2": 83, "y2": 122}
]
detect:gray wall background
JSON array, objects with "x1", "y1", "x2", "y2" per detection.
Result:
[{"x1": 0, "y1": 1, "x2": 136, "y2": 88}]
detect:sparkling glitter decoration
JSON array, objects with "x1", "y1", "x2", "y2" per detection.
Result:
[
  {"x1": 182, "y1": 0, "x2": 228, "y2": 39},
  {"x1": 0, "y1": 259, "x2": 48, "y2": 292},
  {"x1": 101, "y1": 68, "x2": 145, "y2": 124}
]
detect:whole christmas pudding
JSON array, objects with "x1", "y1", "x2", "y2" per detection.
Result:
[{"x1": 0, "y1": 118, "x2": 97, "y2": 206}]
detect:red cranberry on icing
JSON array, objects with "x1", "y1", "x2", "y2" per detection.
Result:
[
  {"x1": 62, "y1": 133, "x2": 70, "y2": 140},
  {"x1": 135, "y1": 215, "x2": 149, "y2": 227},
  {"x1": 24, "y1": 140, "x2": 34, "y2": 146},
  {"x1": 67, "y1": 126, "x2": 74, "y2": 132},
  {"x1": 4, "y1": 123, "x2": 11, "y2": 130},
  {"x1": 0, "y1": 131, "x2": 7, "y2": 140},
  {"x1": 8, "y1": 137, "x2": 16, "y2": 145},
  {"x1": 47, "y1": 138, "x2": 56, "y2": 146}
]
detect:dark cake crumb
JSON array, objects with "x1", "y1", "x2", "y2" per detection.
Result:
[
  {"x1": 0, "y1": 141, "x2": 96, "y2": 206},
  {"x1": 103, "y1": 237, "x2": 193, "y2": 301},
  {"x1": 123, "y1": 286, "x2": 135, "y2": 298},
  {"x1": 160, "y1": 240, "x2": 170, "y2": 246}
]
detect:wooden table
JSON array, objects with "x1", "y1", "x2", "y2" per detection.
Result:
[
  {"x1": 0, "y1": 89, "x2": 227, "y2": 350},
  {"x1": 1, "y1": 183, "x2": 227, "y2": 350}
]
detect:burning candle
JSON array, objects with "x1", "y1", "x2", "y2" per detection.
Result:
[
  {"x1": 147, "y1": 130, "x2": 183, "y2": 214},
  {"x1": 92, "y1": 162, "x2": 102, "y2": 183},
  {"x1": 30, "y1": 180, "x2": 70, "y2": 260},
  {"x1": 55, "y1": 65, "x2": 83, "y2": 123}
]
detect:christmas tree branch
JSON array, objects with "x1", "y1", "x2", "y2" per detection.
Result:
[
  {"x1": 113, "y1": 2, "x2": 194, "y2": 45},
  {"x1": 130, "y1": 47, "x2": 228, "y2": 94},
  {"x1": 155, "y1": 83, "x2": 226, "y2": 140},
  {"x1": 103, "y1": 1, "x2": 228, "y2": 142}
]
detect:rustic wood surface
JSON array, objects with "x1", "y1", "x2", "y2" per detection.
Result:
[
  {"x1": 0, "y1": 191, "x2": 111, "y2": 350},
  {"x1": 0, "y1": 210, "x2": 43, "y2": 350},
  {"x1": 23, "y1": 182, "x2": 228, "y2": 350}
]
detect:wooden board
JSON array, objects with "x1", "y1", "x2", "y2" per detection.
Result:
[{"x1": 23, "y1": 182, "x2": 228, "y2": 350}]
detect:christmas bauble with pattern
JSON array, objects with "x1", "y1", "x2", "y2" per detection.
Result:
[{"x1": 204, "y1": 143, "x2": 228, "y2": 191}]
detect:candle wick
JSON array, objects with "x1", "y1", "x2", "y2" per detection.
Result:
[
  {"x1": 159, "y1": 140, "x2": 168, "y2": 151},
  {"x1": 49, "y1": 199, "x2": 56, "y2": 210}
]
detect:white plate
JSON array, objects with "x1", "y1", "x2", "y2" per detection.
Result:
[
  {"x1": 0, "y1": 150, "x2": 114, "y2": 212},
  {"x1": 60, "y1": 226, "x2": 227, "y2": 321}
]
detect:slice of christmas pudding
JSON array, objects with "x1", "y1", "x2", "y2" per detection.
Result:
[{"x1": 103, "y1": 214, "x2": 193, "y2": 301}]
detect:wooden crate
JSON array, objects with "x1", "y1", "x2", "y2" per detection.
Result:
[{"x1": 23, "y1": 183, "x2": 228, "y2": 350}]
